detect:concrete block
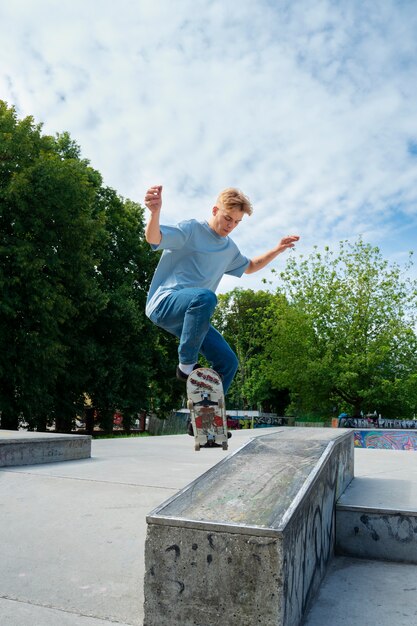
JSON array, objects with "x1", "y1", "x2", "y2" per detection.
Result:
[
  {"x1": 145, "y1": 525, "x2": 284, "y2": 626},
  {"x1": 144, "y1": 428, "x2": 354, "y2": 626},
  {"x1": 0, "y1": 430, "x2": 91, "y2": 467},
  {"x1": 336, "y1": 507, "x2": 417, "y2": 563}
]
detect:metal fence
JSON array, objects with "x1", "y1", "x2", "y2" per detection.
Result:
[{"x1": 147, "y1": 412, "x2": 189, "y2": 436}]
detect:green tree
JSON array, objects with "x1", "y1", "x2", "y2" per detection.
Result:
[
  {"x1": 0, "y1": 101, "x2": 179, "y2": 432},
  {"x1": 0, "y1": 102, "x2": 105, "y2": 429},
  {"x1": 148, "y1": 328, "x2": 185, "y2": 418},
  {"x1": 213, "y1": 288, "x2": 289, "y2": 412},
  {"x1": 265, "y1": 239, "x2": 417, "y2": 418},
  {"x1": 84, "y1": 191, "x2": 163, "y2": 434}
]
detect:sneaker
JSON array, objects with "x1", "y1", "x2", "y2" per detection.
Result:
[{"x1": 176, "y1": 363, "x2": 201, "y2": 382}]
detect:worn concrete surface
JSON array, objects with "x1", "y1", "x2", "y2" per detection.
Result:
[
  {"x1": 0, "y1": 431, "x2": 416, "y2": 626},
  {"x1": 0, "y1": 429, "x2": 281, "y2": 626},
  {"x1": 303, "y1": 556, "x2": 417, "y2": 626},
  {"x1": 150, "y1": 429, "x2": 352, "y2": 529},
  {"x1": 0, "y1": 430, "x2": 91, "y2": 467},
  {"x1": 340, "y1": 448, "x2": 417, "y2": 511},
  {"x1": 336, "y1": 448, "x2": 417, "y2": 563},
  {"x1": 336, "y1": 508, "x2": 417, "y2": 563},
  {"x1": 144, "y1": 429, "x2": 353, "y2": 626},
  {"x1": 145, "y1": 525, "x2": 284, "y2": 626}
]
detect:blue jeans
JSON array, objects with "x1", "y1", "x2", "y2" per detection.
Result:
[{"x1": 149, "y1": 288, "x2": 238, "y2": 394}]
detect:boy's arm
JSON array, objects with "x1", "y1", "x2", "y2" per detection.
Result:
[
  {"x1": 144, "y1": 185, "x2": 163, "y2": 245},
  {"x1": 244, "y1": 235, "x2": 299, "y2": 274},
  {"x1": 145, "y1": 210, "x2": 162, "y2": 245}
]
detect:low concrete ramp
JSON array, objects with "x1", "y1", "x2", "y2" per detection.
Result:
[
  {"x1": 336, "y1": 447, "x2": 417, "y2": 564},
  {"x1": 144, "y1": 428, "x2": 353, "y2": 626},
  {"x1": 336, "y1": 503, "x2": 417, "y2": 564},
  {"x1": 0, "y1": 430, "x2": 91, "y2": 467}
]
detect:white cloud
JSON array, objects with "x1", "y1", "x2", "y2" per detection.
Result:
[{"x1": 1, "y1": 0, "x2": 417, "y2": 291}]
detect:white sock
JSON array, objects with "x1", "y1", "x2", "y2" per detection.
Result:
[{"x1": 179, "y1": 363, "x2": 196, "y2": 376}]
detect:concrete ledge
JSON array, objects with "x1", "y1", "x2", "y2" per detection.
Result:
[
  {"x1": 0, "y1": 430, "x2": 91, "y2": 467},
  {"x1": 144, "y1": 428, "x2": 354, "y2": 626},
  {"x1": 336, "y1": 505, "x2": 417, "y2": 564},
  {"x1": 336, "y1": 446, "x2": 417, "y2": 564}
]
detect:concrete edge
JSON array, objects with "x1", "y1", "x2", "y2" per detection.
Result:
[
  {"x1": 146, "y1": 515, "x2": 281, "y2": 537},
  {"x1": 0, "y1": 432, "x2": 92, "y2": 443},
  {"x1": 336, "y1": 503, "x2": 417, "y2": 515},
  {"x1": 278, "y1": 430, "x2": 353, "y2": 531}
]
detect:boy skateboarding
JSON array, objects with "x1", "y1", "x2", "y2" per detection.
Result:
[{"x1": 144, "y1": 184, "x2": 299, "y2": 405}]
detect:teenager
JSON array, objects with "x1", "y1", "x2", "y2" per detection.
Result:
[{"x1": 144, "y1": 184, "x2": 299, "y2": 394}]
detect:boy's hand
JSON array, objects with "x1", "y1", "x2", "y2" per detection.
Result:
[
  {"x1": 144, "y1": 185, "x2": 163, "y2": 213},
  {"x1": 277, "y1": 235, "x2": 299, "y2": 252}
]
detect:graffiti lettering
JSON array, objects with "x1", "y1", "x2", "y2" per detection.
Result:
[
  {"x1": 195, "y1": 370, "x2": 220, "y2": 385},
  {"x1": 340, "y1": 417, "x2": 417, "y2": 430},
  {"x1": 188, "y1": 378, "x2": 213, "y2": 391}
]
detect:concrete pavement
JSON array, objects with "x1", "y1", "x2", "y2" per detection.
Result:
[
  {"x1": 0, "y1": 430, "x2": 281, "y2": 626},
  {"x1": 0, "y1": 430, "x2": 416, "y2": 625},
  {"x1": 302, "y1": 555, "x2": 417, "y2": 626},
  {"x1": 303, "y1": 447, "x2": 417, "y2": 625},
  {"x1": 339, "y1": 447, "x2": 417, "y2": 511}
]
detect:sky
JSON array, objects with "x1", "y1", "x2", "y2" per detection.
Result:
[{"x1": 1, "y1": 0, "x2": 417, "y2": 293}]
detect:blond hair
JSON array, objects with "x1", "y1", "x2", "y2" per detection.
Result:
[{"x1": 216, "y1": 188, "x2": 253, "y2": 216}]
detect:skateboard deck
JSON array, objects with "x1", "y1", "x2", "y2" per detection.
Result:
[{"x1": 186, "y1": 367, "x2": 228, "y2": 451}]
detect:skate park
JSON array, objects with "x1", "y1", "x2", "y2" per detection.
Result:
[
  {"x1": 3, "y1": 1, "x2": 417, "y2": 622},
  {"x1": 1, "y1": 426, "x2": 417, "y2": 626}
]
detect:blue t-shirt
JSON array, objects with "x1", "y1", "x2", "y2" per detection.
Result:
[{"x1": 145, "y1": 219, "x2": 250, "y2": 317}]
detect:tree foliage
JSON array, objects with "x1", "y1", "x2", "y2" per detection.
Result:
[
  {"x1": 213, "y1": 288, "x2": 289, "y2": 412},
  {"x1": 0, "y1": 101, "x2": 180, "y2": 431},
  {"x1": 211, "y1": 241, "x2": 417, "y2": 420},
  {"x1": 265, "y1": 239, "x2": 417, "y2": 418}
]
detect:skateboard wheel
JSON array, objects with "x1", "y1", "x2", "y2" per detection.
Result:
[
  {"x1": 218, "y1": 397, "x2": 224, "y2": 409},
  {"x1": 187, "y1": 399, "x2": 193, "y2": 410},
  {"x1": 195, "y1": 443, "x2": 201, "y2": 451},
  {"x1": 222, "y1": 442, "x2": 228, "y2": 451}
]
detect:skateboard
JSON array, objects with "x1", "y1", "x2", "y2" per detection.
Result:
[{"x1": 186, "y1": 367, "x2": 228, "y2": 452}]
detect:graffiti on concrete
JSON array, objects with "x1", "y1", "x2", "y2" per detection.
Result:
[
  {"x1": 226, "y1": 414, "x2": 283, "y2": 429},
  {"x1": 340, "y1": 416, "x2": 417, "y2": 429},
  {"x1": 253, "y1": 415, "x2": 283, "y2": 427},
  {"x1": 353, "y1": 430, "x2": 417, "y2": 450},
  {"x1": 282, "y1": 435, "x2": 353, "y2": 625},
  {"x1": 336, "y1": 510, "x2": 417, "y2": 564},
  {"x1": 144, "y1": 431, "x2": 353, "y2": 626}
]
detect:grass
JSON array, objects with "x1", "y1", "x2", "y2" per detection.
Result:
[{"x1": 92, "y1": 431, "x2": 151, "y2": 440}]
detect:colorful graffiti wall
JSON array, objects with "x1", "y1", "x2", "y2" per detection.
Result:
[{"x1": 354, "y1": 430, "x2": 417, "y2": 450}]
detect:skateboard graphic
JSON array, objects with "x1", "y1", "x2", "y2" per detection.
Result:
[{"x1": 186, "y1": 367, "x2": 228, "y2": 452}]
